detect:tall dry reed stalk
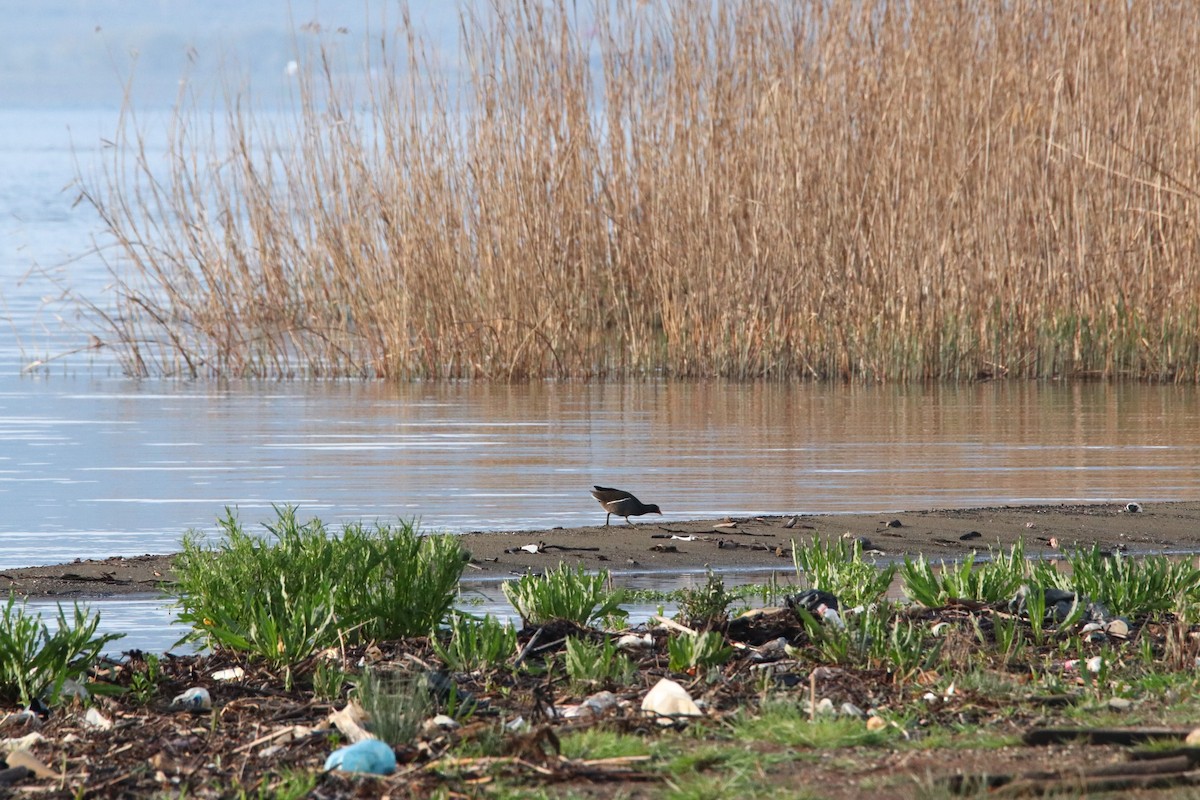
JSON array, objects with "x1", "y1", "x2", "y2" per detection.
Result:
[{"x1": 80, "y1": 1, "x2": 1200, "y2": 381}]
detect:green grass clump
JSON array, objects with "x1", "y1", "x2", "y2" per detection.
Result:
[
  {"x1": 901, "y1": 541, "x2": 1028, "y2": 607},
  {"x1": 1033, "y1": 545, "x2": 1200, "y2": 618},
  {"x1": 0, "y1": 594, "x2": 124, "y2": 706},
  {"x1": 798, "y1": 604, "x2": 940, "y2": 681},
  {"x1": 792, "y1": 536, "x2": 897, "y2": 608},
  {"x1": 667, "y1": 631, "x2": 733, "y2": 673},
  {"x1": 563, "y1": 636, "x2": 636, "y2": 688},
  {"x1": 502, "y1": 564, "x2": 627, "y2": 628},
  {"x1": 174, "y1": 506, "x2": 466, "y2": 668},
  {"x1": 433, "y1": 613, "x2": 517, "y2": 673},
  {"x1": 354, "y1": 668, "x2": 433, "y2": 747},
  {"x1": 676, "y1": 569, "x2": 735, "y2": 629}
]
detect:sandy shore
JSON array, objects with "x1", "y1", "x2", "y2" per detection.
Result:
[{"x1": 4, "y1": 500, "x2": 1198, "y2": 599}]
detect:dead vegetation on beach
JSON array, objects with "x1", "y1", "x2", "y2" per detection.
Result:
[
  {"x1": 7, "y1": 509, "x2": 1200, "y2": 797},
  {"x1": 81, "y1": 2, "x2": 1200, "y2": 381}
]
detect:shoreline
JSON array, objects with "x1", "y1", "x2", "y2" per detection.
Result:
[{"x1": 4, "y1": 500, "x2": 1199, "y2": 599}]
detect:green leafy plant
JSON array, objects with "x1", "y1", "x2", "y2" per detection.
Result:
[
  {"x1": 433, "y1": 613, "x2": 517, "y2": 673},
  {"x1": 676, "y1": 569, "x2": 734, "y2": 629},
  {"x1": 197, "y1": 574, "x2": 337, "y2": 682},
  {"x1": 667, "y1": 631, "x2": 734, "y2": 673},
  {"x1": 991, "y1": 613, "x2": 1024, "y2": 665},
  {"x1": 563, "y1": 636, "x2": 636, "y2": 687},
  {"x1": 0, "y1": 594, "x2": 124, "y2": 706},
  {"x1": 126, "y1": 652, "x2": 163, "y2": 705},
  {"x1": 901, "y1": 541, "x2": 1027, "y2": 607},
  {"x1": 311, "y1": 660, "x2": 351, "y2": 702},
  {"x1": 1034, "y1": 545, "x2": 1200, "y2": 618},
  {"x1": 792, "y1": 536, "x2": 897, "y2": 608},
  {"x1": 174, "y1": 507, "x2": 466, "y2": 668},
  {"x1": 795, "y1": 605, "x2": 937, "y2": 680},
  {"x1": 237, "y1": 769, "x2": 319, "y2": 800},
  {"x1": 501, "y1": 564, "x2": 628, "y2": 627}
]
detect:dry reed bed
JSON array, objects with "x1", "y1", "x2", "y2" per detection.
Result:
[{"x1": 82, "y1": 1, "x2": 1200, "y2": 381}]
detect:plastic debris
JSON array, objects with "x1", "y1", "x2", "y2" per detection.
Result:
[
  {"x1": 328, "y1": 702, "x2": 373, "y2": 743},
  {"x1": 641, "y1": 678, "x2": 703, "y2": 722},
  {"x1": 786, "y1": 589, "x2": 844, "y2": 626},
  {"x1": 583, "y1": 690, "x2": 620, "y2": 715},
  {"x1": 1124, "y1": 502, "x2": 1142, "y2": 513},
  {"x1": 1106, "y1": 618, "x2": 1131, "y2": 639},
  {"x1": 840, "y1": 702, "x2": 866, "y2": 719},
  {"x1": 170, "y1": 688, "x2": 211, "y2": 711},
  {"x1": 83, "y1": 708, "x2": 112, "y2": 731},
  {"x1": 617, "y1": 633, "x2": 654, "y2": 651},
  {"x1": 0, "y1": 733, "x2": 44, "y2": 752},
  {"x1": 420, "y1": 714, "x2": 460, "y2": 737},
  {"x1": 211, "y1": 667, "x2": 245, "y2": 681},
  {"x1": 805, "y1": 697, "x2": 835, "y2": 716},
  {"x1": 323, "y1": 739, "x2": 396, "y2": 775},
  {"x1": 6, "y1": 748, "x2": 58, "y2": 779},
  {"x1": 1064, "y1": 656, "x2": 1106, "y2": 674},
  {"x1": 57, "y1": 679, "x2": 89, "y2": 703}
]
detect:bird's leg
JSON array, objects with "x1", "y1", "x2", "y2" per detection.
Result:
[{"x1": 605, "y1": 512, "x2": 611, "y2": 526}]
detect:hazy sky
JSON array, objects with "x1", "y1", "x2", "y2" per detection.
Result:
[{"x1": 0, "y1": 1, "x2": 463, "y2": 109}]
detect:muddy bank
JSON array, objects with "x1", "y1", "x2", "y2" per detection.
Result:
[{"x1": 4, "y1": 501, "x2": 1198, "y2": 599}]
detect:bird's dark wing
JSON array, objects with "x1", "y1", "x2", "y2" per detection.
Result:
[{"x1": 605, "y1": 496, "x2": 640, "y2": 513}]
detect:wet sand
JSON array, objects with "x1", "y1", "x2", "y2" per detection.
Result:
[{"x1": 4, "y1": 500, "x2": 1199, "y2": 598}]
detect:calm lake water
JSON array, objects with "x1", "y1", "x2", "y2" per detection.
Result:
[{"x1": 6, "y1": 108, "x2": 1200, "y2": 652}]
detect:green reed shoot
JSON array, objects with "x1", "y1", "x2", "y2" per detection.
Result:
[
  {"x1": 667, "y1": 631, "x2": 733, "y2": 674},
  {"x1": 564, "y1": 636, "x2": 636, "y2": 688},
  {"x1": 0, "y1": 594, "x2": 124, "y2": 706},
  {"x1": 1033, "y1": 546, "x2": 1200, "y2": 618},
  {"x1": 792, "y1": 536, "x2": 896, "y2": 608},
  {"x1": 432, "y1": 613, "x2": 517, "y2": 673},
  {"x1": 502, "y1": 564, "x2": 628, "y2": 628},
  {"x1": 901, "y1": 541, "x2": 1027, "y2": 607},
  {"x1": 355, "y1": 668, "x2": 433, "y2": 747},
  {"x1": 676, "y1": 569, "x2": 734, "y2": 629},
  {"x1": 174, "y1": 507, "x2": 466, "y2": 666}
]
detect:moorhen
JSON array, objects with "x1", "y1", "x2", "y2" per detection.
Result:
[{"x1": 590, "y1": 485, "x2": 662, "y2": 526}]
